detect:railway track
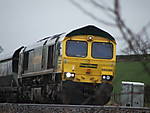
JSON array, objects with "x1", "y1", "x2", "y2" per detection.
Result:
[{"x1": 0, "y1": 103, "x2": 150, "y2": 113}]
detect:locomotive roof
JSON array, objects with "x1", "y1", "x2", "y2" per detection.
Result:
[
  {"x1": 0, "y1": 51, "x2": 14, "y2": 62},
  {"x1": 24, "y1": 33, "x2": 65, "y2": 51},
  {"x1": 24, "y1": 25, "x2": 115, "y2": 52},
  {"x1": 66, "y1": 25, "x2": 115, "y2": 41},
  {"x1": 0, "y1": 47, "x2": 23, "y2": 62},
  {"x1": 0, "y1": 49, "x2": 20, "y2": 62}
]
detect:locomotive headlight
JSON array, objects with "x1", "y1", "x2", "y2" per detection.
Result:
[
  {"x1": 102, "y1": 75, "x2": 106, "y2": 79},
  {"x1": 71, "y1": 73, "x2": 75, "y2": 77},
  {"x1": 102, "y1": 75, "x2": 113, "y2": 81},
  {"x1": 106, "y1": 76, "x2": 111, "y2": 80},
  {"x1": 66, "y1": 72, "x2": 72, "y2": 78},
  {"x1": 65, "y1": 72, "x2": 75, "y2": 78}
]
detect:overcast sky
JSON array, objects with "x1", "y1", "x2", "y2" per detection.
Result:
[{"x1": 0, "y1": 0, "x2": 150, "y2": 55}]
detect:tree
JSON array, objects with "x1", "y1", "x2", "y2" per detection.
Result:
[
  {"x1": 70, "y1": 0, "x2": 150, "y2": 55},
  {"x1": 70, "y1": 0, "x2": 150, "y2": 73}
]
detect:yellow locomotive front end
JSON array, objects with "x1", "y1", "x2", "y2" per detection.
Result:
[
  {"x1": 62, "y1": 35, "x2": 116, "y2": 84},
  {"x1": 59, "y1": 25, "x2": 116, "y2": 105}
]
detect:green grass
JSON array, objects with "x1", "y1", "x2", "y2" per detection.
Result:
[{"x1": 112, "y1": 61, "x2": 150, "y2": 93}]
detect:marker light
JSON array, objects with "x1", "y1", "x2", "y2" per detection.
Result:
[{"x1": 87, "y1": 36, "x2": 93, "y2": 41}]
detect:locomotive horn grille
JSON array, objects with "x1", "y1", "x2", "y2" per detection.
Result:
[{"x1": 80, "y1": 63, "x2": 97, "y2": 68}]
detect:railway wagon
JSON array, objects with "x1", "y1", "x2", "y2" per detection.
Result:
[{"x1": 0, "y1": 25, "x2": 116, "y2": 105}]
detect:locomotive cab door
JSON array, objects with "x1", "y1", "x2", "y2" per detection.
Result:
[{"x1": 47, "y1": 45, "x2": 54, "y2": 69}]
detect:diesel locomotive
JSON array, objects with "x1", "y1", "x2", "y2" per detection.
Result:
[{"x1": 0, "y1": 25, "x2": 116, "y2": 105}]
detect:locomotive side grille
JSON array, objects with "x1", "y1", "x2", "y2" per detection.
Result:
[{"x1": 80, "y1": 63, "x2": 97, "y2": 68}]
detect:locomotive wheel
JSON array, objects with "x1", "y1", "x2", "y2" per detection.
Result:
[
  {"x1": 94, "y1": 83, "x2": 113, "y2": 105},
  {"x1": 61, "y1": 81, "x2": 113, "y2": 105},
  {"x1": 94, "y1": 90, "x2": 111, "y2": 105},
  {"x1": 61, "y1": 82, "x2": 85, "y2": 104},
  {"x1": 62, "y1": 88, "x2": 85, "y2": 104}
]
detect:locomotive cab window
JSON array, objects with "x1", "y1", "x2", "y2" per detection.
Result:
[
  {"x1": 66, "y1": 40, "x2": 87, "y2": 58},
  {"x1": 92, "y1": 42, "x2": 113, "y2": 59}
]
